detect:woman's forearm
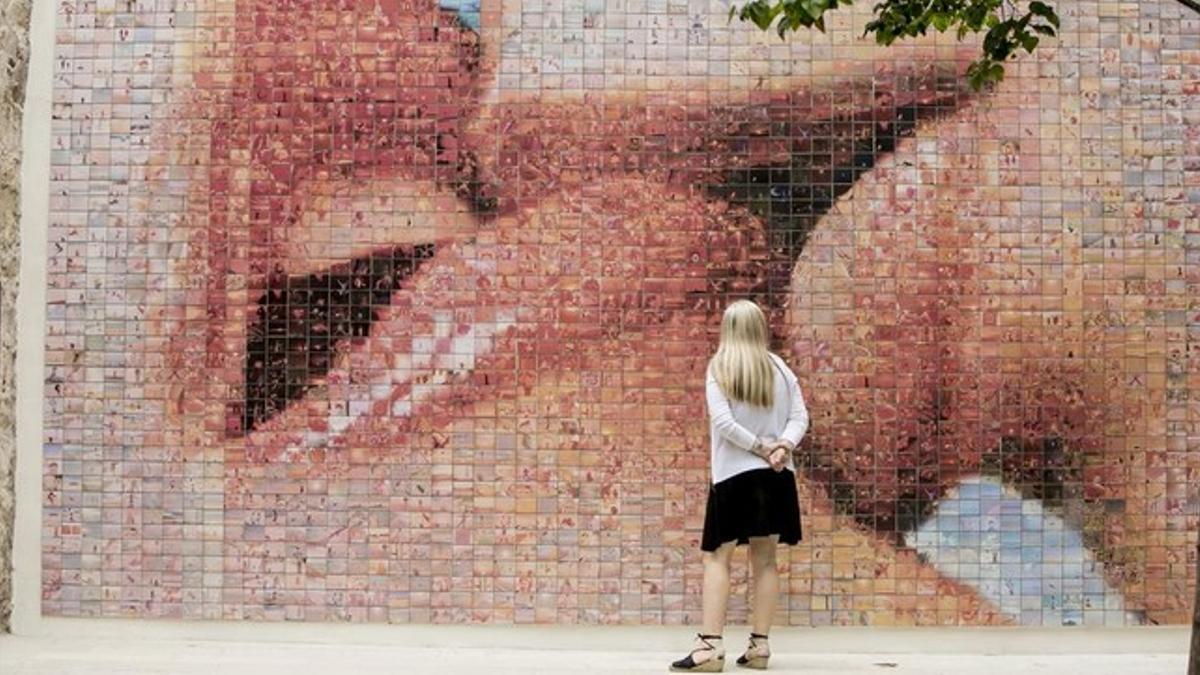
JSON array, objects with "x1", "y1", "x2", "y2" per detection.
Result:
[{"x1": 779, "y1": 379, "x2": 809, "y2": 448}]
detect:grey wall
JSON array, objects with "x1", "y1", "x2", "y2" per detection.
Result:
[{"x1": 0, "y1": 0, "x2": 32, "y2": 634}]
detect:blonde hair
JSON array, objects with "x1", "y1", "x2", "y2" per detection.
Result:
[{"x1": 710, "y1": 300, "x2": 775, "y2": 408}]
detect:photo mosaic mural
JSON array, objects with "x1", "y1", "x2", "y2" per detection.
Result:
[{"x1": 41, "y1": 0, "x2": 1199, "y2": 626}]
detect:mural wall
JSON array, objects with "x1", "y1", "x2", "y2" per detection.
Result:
[{"x1": 41, "y1": 0, "x2": 1199, "y2": 626}]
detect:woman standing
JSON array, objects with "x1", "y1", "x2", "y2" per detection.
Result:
[{"x1": 671, "y1": 300, "x2": 810, "y2": 672}]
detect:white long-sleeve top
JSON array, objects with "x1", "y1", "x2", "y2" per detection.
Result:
[{"x1": 706, "y1": 352, "x2": 809, "y2": 484}]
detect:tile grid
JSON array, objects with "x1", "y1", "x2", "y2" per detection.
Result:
[{"x1": 39, "y1": 0, "x2": 1200, "y2": 625}]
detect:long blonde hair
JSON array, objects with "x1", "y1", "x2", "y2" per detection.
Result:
[{"x1": 710, "y1": 300, "x2": 775, "y2": 408}]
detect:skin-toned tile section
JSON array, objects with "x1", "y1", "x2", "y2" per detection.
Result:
[{"x1": 38, "y1": 0, "x2": 1199, "y2": 626}]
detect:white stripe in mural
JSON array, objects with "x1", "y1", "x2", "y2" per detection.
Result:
[{"x1": 905, "y1": 475, "x2": 1142, "y2": 626}]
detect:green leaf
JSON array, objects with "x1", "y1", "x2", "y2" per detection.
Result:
[
  {"x1": 982, "y1": 20, "x2": 1019, "y2": 61},
  {"x1": 981, "y1": 21, "x2": 1006, "y2": 53},
  {"x1": 966, "y1": 57, "x2": 1006, "y2": 89},
  {"x1": 1019, "y1": 32, "x2": 1039, "y2": 52},
  {"x1": 784, "y1": 4, "x2": 813, "y2": 27},
  {"x1": 744, "y1": 2, "x2": 778, "y2": 29},
  {"x1": 751, "y1": 8, "x2": 769, "y2": 28},
  {"x1": 966, "y1": 60, "x2": 988, "y2": 89},
  {"x1": 1029, "y1": 0, "x2": 1060, "y2": 28}
]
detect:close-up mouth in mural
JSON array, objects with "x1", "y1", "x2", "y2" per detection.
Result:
[
  {"x1": 229, "y1": 81, "x2": 964, "y2": 452},
  {"x1": 37, "y1": 0, "x2": 1197, "y2": 631},
  {"x1": 235, "y1": 242, "x2": 440, "y2": 436}
]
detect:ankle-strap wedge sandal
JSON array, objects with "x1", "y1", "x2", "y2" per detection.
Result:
[
  {"x1": 736, "y1": 633, "x2": 770, "y2": 670},
  {"x1": 670, "y1": 633, "x2": 726, "y2": 672}
]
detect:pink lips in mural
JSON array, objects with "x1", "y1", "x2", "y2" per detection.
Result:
[
  {"x1": 137, "y1": 0, "x2": 1178, "y2": 626},
  {"x1": 182, "y1": 0, "x2": 978, "y2": 478}
]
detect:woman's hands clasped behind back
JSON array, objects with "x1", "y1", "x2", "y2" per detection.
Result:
[{"x1": 765, "y1": 441, "x2": 794, "y2": 472}]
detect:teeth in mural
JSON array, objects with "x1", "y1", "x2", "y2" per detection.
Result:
[
  {"x1": 276, "y1": 324, "x2": 511, "y2": 456},
  {"x1": 245, "y1": 249, "x2": 515, "y2": 459}
]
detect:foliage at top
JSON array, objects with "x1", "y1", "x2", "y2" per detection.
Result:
[{"x1": 730, "y1": 0, "x2": 1060, "y2": 89}]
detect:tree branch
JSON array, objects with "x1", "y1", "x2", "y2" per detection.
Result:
[{"x1": 1174, "y1": 0, "x2": 1200, "y2": 13}]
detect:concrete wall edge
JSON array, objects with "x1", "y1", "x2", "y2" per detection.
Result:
[{"x1": 12, "y1": 0, "x2": 55, "y2": 637}]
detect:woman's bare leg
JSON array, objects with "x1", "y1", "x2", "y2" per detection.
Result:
[
  {"x1": 748, "y1": 536, "x2": 780, "y2": 635},
  {"x1": 701, "y1": 542, "x2": 736, "y2": 636}
]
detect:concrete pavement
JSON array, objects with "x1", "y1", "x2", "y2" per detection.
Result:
[{"x1": 0, "y1": 624, "x2": 1189, "y2": 674}]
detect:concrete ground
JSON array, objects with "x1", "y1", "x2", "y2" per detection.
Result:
[{"x1": 0, "y1": 624, "x2": 1189, "y2": 675}]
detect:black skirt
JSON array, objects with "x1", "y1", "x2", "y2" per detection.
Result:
[{"x1": 701, "y1": 468, "x2": 802, "y2": 552}]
